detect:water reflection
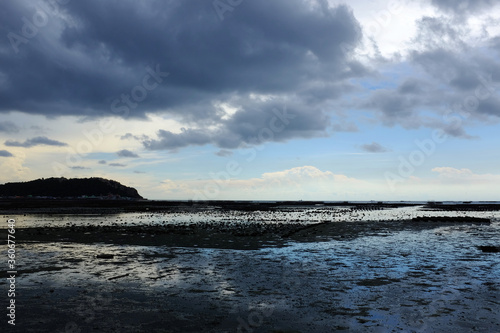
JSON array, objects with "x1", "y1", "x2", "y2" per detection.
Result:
[
  {"x1": 3, "y1": 205, "x2": 500, "y2": 229},
  {"x1": 2, "y1": 206, "x2": 500, "y2": 332}
]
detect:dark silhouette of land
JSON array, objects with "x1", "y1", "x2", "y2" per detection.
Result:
[{"x1": 0, "y1": 177, "x2": 143, "y2": 199}]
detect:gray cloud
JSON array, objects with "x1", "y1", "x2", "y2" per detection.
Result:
[
  {"x1": 411, "y1": 16, "x2": 467, "y2": 51},
  {"x1": 144, "y1": 129, "x2": 211, "y2": 151},
  {"x1": 0, "y1": 0, "x2": 363, "y2": 150},
  {"x1": 121, "y1": 133, "x2": 140, "y2": 140},
  {"x1": 142, "y1": 101, "x2": 330, "y2": 150},
  {"x1": 410, "y1": 49, "x2": 500, "y2": 120},
  {"x1": 363, "y1": 90, "x2": 420, "y2": 128},
  {"x1": 332, "y1": 121, "x2": 358, "y2": 132},
  {"x1": 215, "y1": 149, "x2": 233, "y2": 157},
  {"x1": 491, "y1": 37, "x2": 500, "y2": 52},
  {"x1": 0, "y1": 1, "x2": 361, "y2": 117},
  {"x1": 109, "y1": 163, "x2": 127, "y2": 167},
  {"x1": 360, "y1": 142, "x2": 390, "y2": 153},
  {"x1": 0, "y1": 150, "x2": 13, "y2": 157},
  {"x1": 475, "y1": 98, "x2": 500, "y2": 117},
  {"x1": 442, "y1": 123, "x2": 476, "y2": 139},
  {"x1": 0, "y1": 121, "x2": 19, "y2": 133},
  {"x1": 3, "y1": 0, "x2": 498, "y2": 152},
  {"x1": 116, "y1": 149, "x2": 139, "y2": 158},
  {"x1": 397, "y1": 79, "x2": 427, "y2": 95},
  {"x1": 70, "y1": 166, "x2": 90, "y2": 170},
  {"x1": 430, "y1": 0, "x2": 497, "y2": 16},
  {"x1": 98, "y1": 160, "x2": 107, "y2": 165},
  {"x1": 4, "y1": 136, "x2": 67, "y2": 148},
  {"x1": 358, "y1": 14, "x2": 500, "y2": 138}
]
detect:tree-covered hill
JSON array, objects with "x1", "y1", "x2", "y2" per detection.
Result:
[{"x1": 0, "y1": 177, "x2": 143, "y2": 199}]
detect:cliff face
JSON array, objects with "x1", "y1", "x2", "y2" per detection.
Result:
[{"x1": 0, "y1": 177, "x2": 143, "y2": 199}]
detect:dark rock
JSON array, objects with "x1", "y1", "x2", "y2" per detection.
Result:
[
  {"x1": 96, "y1": 254, "x2": 114, "y2": 259},
  {"x1": 478, "y1": 246, "x2": 500, "y2": 253},
  {"x1": 412, "y1": 216, "x2": 490, "y2": 224}
]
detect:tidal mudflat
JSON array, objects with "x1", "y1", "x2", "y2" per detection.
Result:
[{"x1": 1, "y1": 203, "x2": 500, "y2": 332}]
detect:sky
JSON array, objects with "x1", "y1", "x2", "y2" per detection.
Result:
[{"x1": 1, "y1": 0, "x2": 500, "y2": 201}]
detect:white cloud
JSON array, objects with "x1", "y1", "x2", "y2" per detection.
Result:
[
  {"x1": 331, "y1": 0, "x2": 437, "y2": 58},
  {"x1": 261, "y1": 166, "x2": 335, "y2": 181},
  {"x1": 0, "y1": 150, "x2": 31, "y2": 183},
  {"x1": 432, "y1": 167, "x2": 500, "y2": 184},
  {"x1": 155, "y1": 166, "x2": 365, "y2": 200}
]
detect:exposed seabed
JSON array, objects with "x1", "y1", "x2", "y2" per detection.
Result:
[{"x1": 2, "y1": 202, "x2": 500, "y2": 332}]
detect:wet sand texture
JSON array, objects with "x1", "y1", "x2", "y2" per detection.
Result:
[{"x1": 1, "y1": 204, "x2": 500, "y2": 332}]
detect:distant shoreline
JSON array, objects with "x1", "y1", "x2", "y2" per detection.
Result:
[{"x1": 1, "y1": 198, "x2": 500, "y2": 214}]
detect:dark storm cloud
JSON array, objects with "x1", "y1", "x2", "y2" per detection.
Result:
[
  {"x1": 143, "y1": 100, "x2": 330, "y2": 150},
  {"x1": 360, "y1": 142, "x2": 389, "y2": 153},
  {"x1": 0, "y1": 150, "x2": 14, "y2": 157},
  {"x1": 0, "y1": 0, "x2": 362, "y2": 149},
  {"x1": 143, "y1": 128, "x2": 212, "y2": 151},
  {"x1": 0, "y1": 121, "x2": 20, "y2": 133},
  {"x1": 116, "y1": 149, "x2": 139, "y2": 158},
  {"x1": 4, "y1": 136, "x2": 67, "y2": 148},
  {"x1": 0, "y1": 1, "x2": 361, "y2": 112}
]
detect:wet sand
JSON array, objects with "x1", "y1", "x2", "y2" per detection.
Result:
[{"x1": 1, "y1": 203, "x2": 500, "y2": 332}]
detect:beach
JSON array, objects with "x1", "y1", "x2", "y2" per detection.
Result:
[
  {"x1": 3, "y1": 1, "x2": 500, "y2": 332},
  {"x1": 2, "y1": 201, "x2": 500, "y2": 332}
]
